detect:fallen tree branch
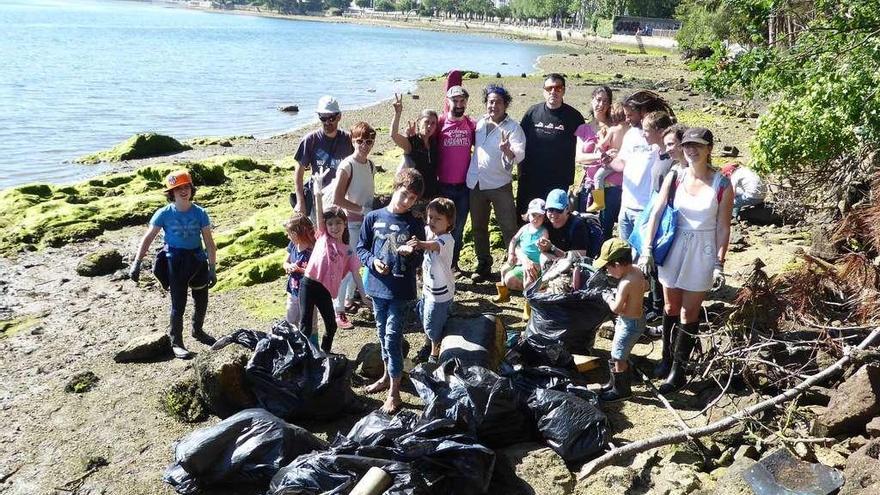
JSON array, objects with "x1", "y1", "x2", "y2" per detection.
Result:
[{"x1": 577, "y1": 326, "x2": 880, "y2": 481}]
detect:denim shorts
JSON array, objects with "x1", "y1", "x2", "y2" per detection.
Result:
[
  {"x1": 611, "y1": 315, "x2": 647, "y2": 360},
  {"x1": 418, "y1": 297, "x2": 452, "y2": 343}
]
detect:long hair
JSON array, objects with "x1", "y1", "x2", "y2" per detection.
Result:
[
  {"x1": 322, "y1": 206, "x2": 349, "y2": 244},
  {"x1": 623, "y1": 90, "x2": 677, "y2": 122}
]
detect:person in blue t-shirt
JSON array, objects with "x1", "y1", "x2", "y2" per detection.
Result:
[
  {"x1": 129, "y1": 170, "x2": 218, "y2": 359},
  {"x1": 357, "y1": 168, "x2": 426, "y2": 414}
]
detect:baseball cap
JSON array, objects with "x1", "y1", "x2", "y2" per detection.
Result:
[
  {"x1": 681, "y1": 127, "x2": 714, "y2": 146},
  {"x1": 446, "y1": 85, "x2": 468, "y2": 98},
  {"x1": 593, "y1": 238, "x2": 632, "y2": 269},
  {"x1": 526, "y1": 198, "x2": 546, "y2": 216},
  {"x1": 316, "y1": 95, "x2": 341, "y2": 114},
  {"x1": 545, "y1": 189, "x2": 569, "y2": 210},
  {"x1": 164, "y1": 170, "x2": 193, "y2": 191}
]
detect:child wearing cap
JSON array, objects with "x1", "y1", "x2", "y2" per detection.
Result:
[
  {"x1": 130, "y1": 170, "x2": 218, "y2": 360},
  {"x1": 495, "y1": 197, "x2": 549, "y2": 302},
  {"x1": 594, "y1": 237, "x2": 647, "y2": 402}
]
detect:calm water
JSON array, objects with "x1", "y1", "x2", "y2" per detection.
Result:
[{"x1": 0, "y1": 0, "x2": 551, "y2": 188}]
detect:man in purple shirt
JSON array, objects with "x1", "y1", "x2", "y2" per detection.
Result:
[{"x1": 437, "y1": 85, "x2": 475, "y2": 272}]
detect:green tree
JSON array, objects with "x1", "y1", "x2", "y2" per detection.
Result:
[
  {"x1": 324, "y1": 0, "x2": 350, "y2": 9},
  {"x1": 687, "y1": 0, "x2": 880, "y2": 203},
  {"x1": 374, "y1": 0, "x2": 396, "y2": 10},
  {"x1": 354, "y1": 0, "x2": 370, "y2": 7}
]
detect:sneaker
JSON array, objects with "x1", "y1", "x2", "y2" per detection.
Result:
[
  {"x1": 335, "y1": 313, "x2": 354, "y2": 330},
  {"x1": 427, "y1": 355, "x2": 439, "y2": 364}
]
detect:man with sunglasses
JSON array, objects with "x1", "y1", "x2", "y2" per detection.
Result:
[
  {"x1": 536, "y1": 189, "x2": 590, "y2": 264},
  {"x1": 293, "y1": 95, "x2": 354, "y2": 217},
  {"x1": 516, "y1": 73, "x2": 585, "y2": 218}
]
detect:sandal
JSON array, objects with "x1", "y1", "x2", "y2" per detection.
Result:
[{"x1": 344, "y1": 300, "x2": 360, "y2": 314}]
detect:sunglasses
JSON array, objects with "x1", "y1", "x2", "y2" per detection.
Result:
[
  {"x1": 543, "y1": 85, "x2": 564, "y2": 92},
  {"x1": 546, "y1": 207, "x2": 564, "y2": 214},
  {"x1": 318, "y1": 113, "x2": 340, "y2": 122},
  {"x1": 354, "y1": 138, "x2": 375, "y2": 145}
]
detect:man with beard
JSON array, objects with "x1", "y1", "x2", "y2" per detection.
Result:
[
  {"x1": 292, "y1": 95, "x2": 354, "y2": 218},
  {"x1": 437, "y1": 85, "x2": 476, "y2": 272},
  {"x1": 516, "y1": 73, "x2": 585, "y2": 218}
]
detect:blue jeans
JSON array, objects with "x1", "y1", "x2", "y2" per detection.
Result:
[
  {"x1": 418, "y1": 297, "x2": 452, "y2": 343},
  {"x1": 372, "y1": 297, "x2": 407, "y2": 378},
  {"x1": 599, "y1": 186, "x2": 622, "y2": 241},
  {"x1": 611, "y1": 315, "x2": 646, "y2": 360},
  {"x1": 617, "y1": 206, "x2": 641, "y2": 244},
  {"x1": 438, "y1": 182, "x2": 470, "y2": 268}
]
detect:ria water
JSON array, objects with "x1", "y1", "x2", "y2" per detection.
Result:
[{"x1": 0, "y1": 0, "x2": 553, "y2": 189}]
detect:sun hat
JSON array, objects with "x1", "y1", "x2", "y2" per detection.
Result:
[
  {"x1": 316, "y1": 95, "x2": 341, "y2": 114},
  {"x1": 545, "y1": 189, "x2": 569, "y2": 211},
  {"x1": 593, "y1": 238, "x2": 632, "y2": 269},
  {"x1": 164, "y1": 170, "x2": 193, "y2": 191},
  {"x1": 446, "y1": 85, "x2": 469, "y2": 98},
  {"x1": 526, "y1": 198, "x2": 546, "y2": 216},
  {"x1": 681, "y1": 127, "x2": 714, "y2": 146}
]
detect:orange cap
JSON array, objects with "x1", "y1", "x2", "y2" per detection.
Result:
[{"x1": 164, "y1": 170, "x2": 193, "y2": 191}]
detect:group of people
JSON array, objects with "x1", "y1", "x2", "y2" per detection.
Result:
[{"x1": 129, "y1": 74, "x2": 770, "y2": 410}]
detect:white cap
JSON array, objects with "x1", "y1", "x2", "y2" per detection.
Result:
[
  {"x1": 526, "y1": 198, "x2": 546, "y2": 216},
  {"x1": 316, "y1": 95, "x2": 341, "y2": 114}
]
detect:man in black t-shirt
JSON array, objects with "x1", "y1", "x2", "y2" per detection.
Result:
[{"x1": 516, "y1": 73, "x2": 585, "y2": 217}]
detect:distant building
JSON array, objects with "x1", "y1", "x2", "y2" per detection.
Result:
[{"x1": 612, "y1": 15, "x2": 681, "y2": 37}]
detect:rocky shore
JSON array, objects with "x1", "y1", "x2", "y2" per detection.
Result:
[{"x1": 0, "y1": 44, "x2": 785, "y2": 495}]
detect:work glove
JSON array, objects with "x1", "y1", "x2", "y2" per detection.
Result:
[
  {"x1": 129, "y1": 258, "x2": 142, "y2": 283},
  {"x1": 207, "y1": 263, "x2": 217, "y2": 289},
  {"x1": 712, "y1": 266, "x2": 725, "y2": 292},
  {"x1": 638, "y1": 250, "x2": 655, "y2": 276}
]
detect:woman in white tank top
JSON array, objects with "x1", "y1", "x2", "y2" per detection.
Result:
[{"x1": 640, "y1": 127, "x2": 733, "y2": 394}]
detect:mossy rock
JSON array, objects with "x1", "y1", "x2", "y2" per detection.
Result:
[
  {"x1": 160, "y1": 377, "x2": 208, "y2": 423},
  {"x1": 65, "y1": 371, "x2": 99, "y2": 393},
  {"x1": 76, "y1": 248, "x2": 125, "y2": 277},
  {"x1": 76, "y1": 133, "x2": 192, "y2": 164},
  {"x1": 216, "y1": 226, "x2": 288, "y2": 270},
  {"x1": 215, "y1": 250, "x2": 286, "y2": 291},
  {"x1": 194, "y1": 344, "x2": 255, "y2": 418}
]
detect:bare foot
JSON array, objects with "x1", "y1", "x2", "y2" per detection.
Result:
[
  {"x1": 365, "y1": 377, "x2": 389, "y2": 394},
  {"x1": 380, "y1": 395, "x2": 402, "y2": 414}
]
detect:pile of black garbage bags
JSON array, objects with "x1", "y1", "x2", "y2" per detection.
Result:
[{"x1": 163, "y1": 320, "x2": 609, "y2": 494}]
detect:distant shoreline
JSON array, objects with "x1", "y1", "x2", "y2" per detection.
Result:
[{"x1": 151, "y1": 1, "x2": 676, "y2": 51}]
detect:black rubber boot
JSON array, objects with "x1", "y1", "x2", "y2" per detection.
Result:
[
  {"x1": 600, "y1": 364, "x2": 632, "y2": 402},
  {"x1": 168, "y1": 328, "x2": 193, "y2": 359},
  {"x1": 653, "y1": 314, "x2": 679, "y2": 378},
  {"x1": 600, "y1": 359, "x2": 615, "y2": 393},
  {"x1": 658, "y1": 322, "x2": 698, "y2": 394},
  {"x1": 321, "y1": 334, "x2": 334, "y2": 354}
]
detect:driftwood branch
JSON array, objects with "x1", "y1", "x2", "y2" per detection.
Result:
[{"x1": 577, "y1": 326, "x2": 880, "y2": 481}]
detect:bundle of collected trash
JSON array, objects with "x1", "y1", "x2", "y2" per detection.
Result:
[
  {"x1": 525, "y1": 257, "x2": 614, "y2": 355},
  {"x1": 163, "y1": 323, "x2": 609, "y2": 494}
]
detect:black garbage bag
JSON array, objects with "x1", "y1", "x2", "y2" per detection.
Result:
[
  {"x1": 245, "y1": 321, "x2": 354, "y2": 420},
  {"x1": 527, "y1": 388, "x2": 608, "y2": 464},
  {"x1": 211, "y1": 328, "x2": 268, "y2": 351},
  {"x1": 438, "y1": 314, "x2": 506, "y2": 370},
  {"x1": 504, "y1": 364, "x2": 596, "y2": 403},
  {"x1": 268, "y1": 446, "x2": 420, "y2": 495},
  {"x1": 346, "y1": 410, "x2": 422, "y2": 447},
  {"x1": 162, "y1": 408, "x2": 328, "y2": 494},
  {"x1": 270, "y1": 417, "x2": 496, "y2": 495},
  {"x1": 410, "y1": 359, "x2": 534, "y2": 448},
  {"x1": 502, "y1": 333, "x2": 576, "y2": 370},
  {"x1": 525, "y1": 270, "x2": 613, "y2": 354}
]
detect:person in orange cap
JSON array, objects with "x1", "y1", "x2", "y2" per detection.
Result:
[{"x1": 130, "y1": 170, "x2": 218, "y2": 359}]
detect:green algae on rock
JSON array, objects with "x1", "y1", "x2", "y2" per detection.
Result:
[
  {"x1": 160, "y1": 378, "x2": 208, "y2": 423},
  {"x1": 76, "y1": 248, "x2": 125, "y2": 277},
  {"x1": 75, "y1": 133, "x2": 192, "y2": 164},
  {"x1": 65, "y1": 371, "x2": 100, "y2": 393}
]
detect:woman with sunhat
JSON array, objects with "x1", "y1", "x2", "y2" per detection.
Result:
[
  {"x1": 130, "y1": 170, "x2": 218, "y2": 359},
  {"x1": 640, "y1": 127, "x2": 733, "y2": 393}
]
